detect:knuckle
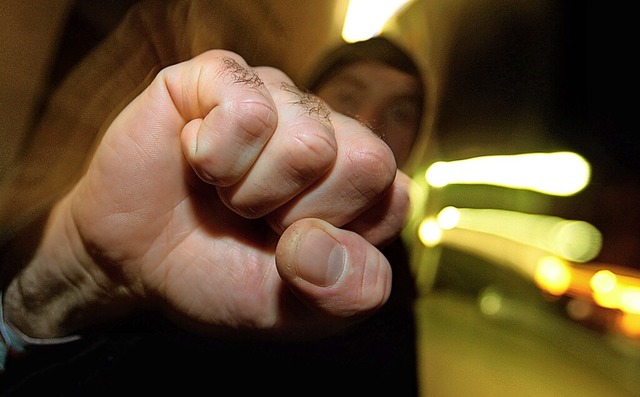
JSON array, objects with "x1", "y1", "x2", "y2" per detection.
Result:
[
  {"x1": 286, "y1": 122, "x2": 338, "y2": 180},
  {"x1": 228, "y1": 97, "x2": 278, "y2": 141},
  {"x1": 347, "y1": 142, "x2": 397, "y2": 200}
]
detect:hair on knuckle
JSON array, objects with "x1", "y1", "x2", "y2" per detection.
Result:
[
  {"x1": 219, "y1": 57, "x2": 263, "y2": 88},
  {"x1": 280, "y1": 83, "x2": 331, "y2": 124}
]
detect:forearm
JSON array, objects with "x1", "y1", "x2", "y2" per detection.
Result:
[
  {"x1": 0, "y1": 4, "x2": 170, "y2": 340},
  {"x1": 2, "y1": 193, "x2": 134, "y2": 339}
]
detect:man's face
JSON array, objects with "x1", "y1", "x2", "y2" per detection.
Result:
[{"x1": 315, "y1": 61, "x2": 423, "y2": 167}]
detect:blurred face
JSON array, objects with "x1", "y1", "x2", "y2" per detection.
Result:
[{"x1": 314, "y1": 61, "x2": 423, "y2": 167}]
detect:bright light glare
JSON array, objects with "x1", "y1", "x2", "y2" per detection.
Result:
[
  {"x1": 442, "y1": 207, "x2": 602, "y2": 263},
  {"x1": 341, "y1": 0, "x2": 413, "y2": 42},
  {"x1": 594, "y1": 285, "x2": 640, "y2": 314},
  {"x1": 436, "y1": 206, "x2": 460, "y2": 230},
  {"x1": 535, "y1": 256, "x2": 572, "y2": 295},
  {"x1": 590, "y1": 267, "x2": 640, "y2": 313},
  {"x1": 418, "y1": 219, "x2": 442, "y2": 247},
  {"x1": 593, "y1": 289, "x2": 621, "y2": 309},
  {"x1": 620, "y1": 287, "x2": 640, "y2": 314},
  {"x1": 425, "y1": 152, "x2": 591, "y2": 196},
  {"x1": 590, "y1": 270, "x2": 617, "y2": 294}
]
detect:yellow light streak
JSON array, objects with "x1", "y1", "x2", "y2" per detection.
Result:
[
  {"x1": 436, "y1": 206, "x2": 460, "y2": 230},
  {"x1": 425, "y1": 151, "x2": 591, "y2": 196},
  {"x1": 431, "y1": 227, "x2": 555, "y2": 278},
  {"x1": 434, "y1": 207, "x2": 602, "y2": 263},
  {"x1": 341, "y1": 0, "x2": 413, "y2": 42}
]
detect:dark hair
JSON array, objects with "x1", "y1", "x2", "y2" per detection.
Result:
[{"x1": 306, "y1": 36, "x2": 425, "y2": 107}]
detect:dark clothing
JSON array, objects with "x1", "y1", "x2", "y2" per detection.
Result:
[{"x1": 0, "y1": 240, "x2": 418, "y2": 396}]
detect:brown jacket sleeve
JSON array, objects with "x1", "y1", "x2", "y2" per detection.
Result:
[{"x1": 0, "y1": 0, "x2": 295, "y2": 244}]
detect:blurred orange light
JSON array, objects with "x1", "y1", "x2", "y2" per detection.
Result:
[
  {"x1": 620, "y1": 287, "x2": 640, "y2": 314},
  {"x1": 590, "y1": 270, "x2": 617, "y2": 294},
  {"x1": 617, "y1": 312, "x2": 640, "y2": 338},
  {"x1": 592, "y1": 289, "x2": 621, "y2": 309},
  {"x1": 535, "y1": 256, "x2": 571, "y2": 296}
]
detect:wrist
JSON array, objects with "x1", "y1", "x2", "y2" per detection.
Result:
[
  {"x1": 0, "y1": 290, "x2": 80, "y2": 371},
  {"x1": 3, "y1": 193, "x2": 136, "y2": 339}
]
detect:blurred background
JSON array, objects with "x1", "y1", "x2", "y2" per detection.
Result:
[{"x1": 1, "y1": 1, "x2": 638, "y2": 396}]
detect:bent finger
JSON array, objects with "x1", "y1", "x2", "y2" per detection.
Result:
[
  {"x1": 163, "y1": 50, "x2": 278, "y2": 186},
  {"x1": 343, "y1": 170, "x2": 413, "y2": 247},
  {"x1": 216, "y1": 74, "x2": 338, "y2": 218},
  {"x1": 267, "y1": 113, "x2": 397, "y2": 233}
]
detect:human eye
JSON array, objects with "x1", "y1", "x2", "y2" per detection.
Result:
[
  {"x1": 386, "y1": 100, "x2": 420, "y2": 126},
  {"x1": 334, "y1": 87, "x2": 360, "y2": 107},
  {"x1": 326, "y1": 86, "x2": 362, "y2": 117}
]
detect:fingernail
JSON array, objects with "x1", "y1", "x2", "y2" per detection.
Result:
[{"x1": 296, "y1": 228, "x2": 345, "y2": 287}]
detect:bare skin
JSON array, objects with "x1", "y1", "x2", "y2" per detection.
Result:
[
  {"x1": 315, "y1": 61, "x2": 424, "y2": 168},
  {"x1": 2, "y1": 50, "x2": 411, "y2": 341}
]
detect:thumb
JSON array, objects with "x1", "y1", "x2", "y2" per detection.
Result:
[{"x1": 275, "y1": 218, "x2": 392, "y2": 319}]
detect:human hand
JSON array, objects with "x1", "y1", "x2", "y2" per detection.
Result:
[{"x1": 3, "y1": 50, "x2": 411, "y2": 340}]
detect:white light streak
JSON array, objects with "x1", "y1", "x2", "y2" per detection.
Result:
[
  {"x1": 341, "y1": 0, "x2": 413, "y2": 42},
  {"x1": 425, "y1": 151, "x2": 591, "y2": 196}
]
